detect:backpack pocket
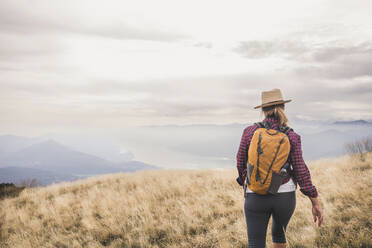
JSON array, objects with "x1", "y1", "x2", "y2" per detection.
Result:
[
  {"x1": 267, "y1": 171, "x2": 286, "y2": 195},
  {"x1": 247, "y1": 163, "x2": 254, "y2": 185}
]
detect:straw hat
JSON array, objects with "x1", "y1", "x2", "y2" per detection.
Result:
[{"x1": 254, "y1": 88, "x2": 292, "y2": 109}]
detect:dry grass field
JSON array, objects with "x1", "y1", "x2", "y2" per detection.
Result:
[{"x1": 0, "y1": 153, "x2": 371, "y2": 248}]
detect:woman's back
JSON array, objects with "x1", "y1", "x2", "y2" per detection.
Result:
[{"x1": 237, "y1": 116, "x2": 318, "y2": 197}]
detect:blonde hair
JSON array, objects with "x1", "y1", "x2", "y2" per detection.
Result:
[{"x1": 262, "y1": 104, "x2": 289, "y2": 127}]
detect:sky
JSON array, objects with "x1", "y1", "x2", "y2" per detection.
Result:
[{"x1": 1, "y1": 0, "x2": 372, "y2": 137}]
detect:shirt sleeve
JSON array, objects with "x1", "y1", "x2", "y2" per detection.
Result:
[
  {"x1": 236, "y1": 125, "x2": 256, "y2": 187},
  {"x1": 236, "y1": 129, "x2": 248, "y2": 187},
  {"x1": 289, "y1": 133, "x2": 318, "y2": 198}
]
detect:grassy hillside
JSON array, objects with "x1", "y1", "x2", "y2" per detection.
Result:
[{"x1": 0, "y1": 154, "x2": 371, "y2": 248}]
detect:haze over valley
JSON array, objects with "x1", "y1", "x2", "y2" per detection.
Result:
[{"x1": 1, "y1": 119, "x2": 371, "y2": 185}]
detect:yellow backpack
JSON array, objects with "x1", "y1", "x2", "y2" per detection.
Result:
[{"x1": 245, "y1": 122, "x2": 292, "y2": 195}]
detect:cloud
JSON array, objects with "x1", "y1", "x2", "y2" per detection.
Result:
[
  {"x1": 0, "y1": 0, "x2": 371, "y2": 135},
  {"x1": 0, "y1": 1, "x2": 187, "y2": 42},
  {"x1": 233, "y1": 40, "x2": 308, "y2": 59},
  {"x1": 310, "y1": 42, "x2": 372, "y2": 63},
  {"x1": 193, "y1": 42, "x2": 213, "y2": 49},
  {"x1": 2, "y1": 70, "x2": 371, "y2": 130},
  {"x1": 234, "y1": 39, "x2": 372, "y2": 79},
  {"x1": 294, "y1": 63, "x2": 372, "y2": 79},
  {"x1": 234, "y1": 39, "x2": 372, "y2": 60},
  {"x1": 0, "y1": 33, "x2": 63, "y2": 64},
  {"x1": 293, "y1": 42, "x2": 372, "y2": 79}
]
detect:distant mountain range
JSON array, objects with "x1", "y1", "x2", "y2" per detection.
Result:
[
  {"x1": 0, "y1": 135, "x2": 159, "y2": 186},
  {"x1": 134, "y1": 118, "x2": 372, "y2": 167},
  {"x1": 333, "y1": 120, "x2": 372, "y2": 125}
]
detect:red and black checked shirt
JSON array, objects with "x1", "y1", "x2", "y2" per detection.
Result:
[{"x1": 236, "y1": 117, "x2": 318, "y2": 198}]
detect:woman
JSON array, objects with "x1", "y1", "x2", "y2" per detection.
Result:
[{"x1": 236, "y1": 89, "x2": 323, "y2": 248}]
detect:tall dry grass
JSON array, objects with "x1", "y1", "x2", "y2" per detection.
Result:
[{"x1": 0, "y1": 153, "x2": 371, "y2": 248}]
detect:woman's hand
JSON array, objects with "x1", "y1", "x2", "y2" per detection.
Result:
[
  {"x1": 310, "y1": 197, "x2": 323, "y2": 227},
  {"x1": 312, "y1": 203, "x2": 323, "y2": 227}
]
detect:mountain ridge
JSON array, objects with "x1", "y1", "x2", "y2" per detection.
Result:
[
  {"x1": 0, "y1": 136, "x2": 159, "y2": 185},
  {"x1": 333, "y1": 119, "x2": 371, "y2": 125}
]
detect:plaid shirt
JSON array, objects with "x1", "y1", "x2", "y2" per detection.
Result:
[{"x1": 236, "y1": 117, "x2": 318, "y2": 198}]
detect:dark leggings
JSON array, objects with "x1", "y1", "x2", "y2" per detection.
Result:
[{"x1": 244, "y1": 191, "x2": 296, "y2": 248}]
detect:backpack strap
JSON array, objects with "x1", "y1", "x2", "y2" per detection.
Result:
[
  {"x1": 279, "y1": 126, "x2": 293, "y2": 135},
  {"x1": 280, "y1": 126, "x2": 294, "y2": 174},
  {"x1": 255, "y1": 122, "x2": 265, "y2": 128},
  {"x1": 264, "y1": 122, "x2": 272, "y2": 129}
]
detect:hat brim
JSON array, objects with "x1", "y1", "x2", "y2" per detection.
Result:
[{"x1": 254, "y1": 99, "x2": 292, "y2": 109}]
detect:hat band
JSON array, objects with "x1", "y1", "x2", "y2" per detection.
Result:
[
  {"x1": 262, "y1": 100, "x2": 285, "y2": 105},
  {"x1": 254, "y1": 99, "x2": 291, "y2": 109}
]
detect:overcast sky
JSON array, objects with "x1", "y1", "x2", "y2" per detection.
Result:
[{"x1": 1, "y1": 0, "x2": 372, "y2": 136}]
